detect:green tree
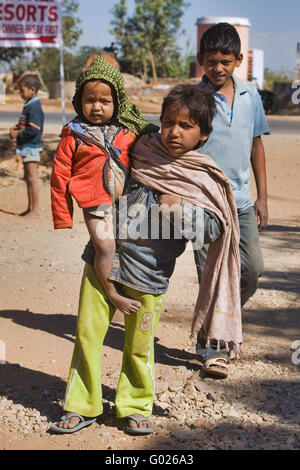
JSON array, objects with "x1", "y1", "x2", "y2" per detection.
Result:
[
  {"x1": 0, "y1": 48, "x2": 24, "y2": 67},
  {"x1": 61, "y1": 0, "x2": 82, "y2": 48},
  {"x1": 110, "y1": 0, "x2": 128, "y2": 54},
  {"x1": 36, "y1": 0, "x2": 82, "y2": 83},
  {"x1": 165, "y1": 38, "x2": 194, "y2": 79},
  {"x1": 110, "y1": 0, "x2": 189, "y2": 80},
  {"x1": 166, "y1": 37, "x2": 194, "y2": 79},
  {"x1": 110, "y1": 0, "x2": 141, "y2": 76},
  {"x1": 264, "y1": 68, "x2": 292, "y2": 91}
]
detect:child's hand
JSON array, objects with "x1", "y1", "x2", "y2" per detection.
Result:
[
  {"x1": 254, "y1": 198, "x2": 268, "y2": 231},
  {"x1": 9, "y1": 125, "x2": 20, "y2": 140},
  {"x1": 158, "y1": 194, "x2": 182, "y2": 211}
]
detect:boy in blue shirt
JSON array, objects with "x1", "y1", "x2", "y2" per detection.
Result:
[
  {"x1": 9, "y1": 74, "x2": 44, "y2": 218},
  {"x1": 195, "y1": 22, "x2": 270, "y2": 377}
]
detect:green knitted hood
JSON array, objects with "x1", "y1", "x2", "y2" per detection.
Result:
[{"x1": 72, "y1": 56, "x2": 158, "y2": 136}]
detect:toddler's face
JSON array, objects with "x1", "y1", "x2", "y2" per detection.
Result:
[
  {"x1": 81, "y1": 80, "x2": 115, "y2": 124},
  {"x1": 198, "y1": 51, "x2": 243, "y2": 88},
  {"x1": 160, "y1": 105, "x2": 207, "y2": 158},
  {"x1": 19, "y1": 84, "x2": 36, "y2": 102}
]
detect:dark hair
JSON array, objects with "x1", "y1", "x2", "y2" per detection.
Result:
[
  {"x1": 199, "y1": 22, "x2": 241, "y2": 58},
  {"x1": 160, "y1": 84, "x2": 216, "y2": 139},
  {"x1": 19, "y1": 74, "x2": 42, "y2": 92}
]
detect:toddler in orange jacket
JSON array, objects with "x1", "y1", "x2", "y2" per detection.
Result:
[{"x1": 51, "y1": 56, "x2": 157, "y2": 314}]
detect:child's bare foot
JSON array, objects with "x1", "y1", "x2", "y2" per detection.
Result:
[
  {"x1": 19, "y1": 209, "x2": 30, "y2": 217},
  {"x1": 49, "y1": 412, "x2": 97, "y2": 433},
  {"x1": 22, "y1": 210, "x2": 40, "y2": 219},
  {"x1": 108, "y1": 291, "x2": 141, "y2": 315},
  {"x1": 56, "y1": 412, "x2": 81, "y2": 430},
  {"x1": 124, "y1": 414, "x2": 153, "y2": 435}
]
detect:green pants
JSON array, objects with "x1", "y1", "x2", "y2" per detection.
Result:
[{"x1": 63, "y1": 263, "x2": 165, "y2": 418}]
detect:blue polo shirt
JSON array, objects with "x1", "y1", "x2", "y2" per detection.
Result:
[{"x1": 199, "y1": 75, "x2": 270, "y2": 211}]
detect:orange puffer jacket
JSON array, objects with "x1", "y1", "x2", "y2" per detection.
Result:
[{"x1": 50, "y1": 121, "x2": 136, "y2": 229}]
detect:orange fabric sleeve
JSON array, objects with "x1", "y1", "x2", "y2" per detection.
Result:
[{"x1": 50, "y1": 135, "x2": 76, "y2": 229}]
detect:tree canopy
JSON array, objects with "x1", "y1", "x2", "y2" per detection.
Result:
[
  {"x1": 110, "y1": 0, "x2": 190, "y2": 80},
  {"x1": 1, "y1": 0, "x2": 192, "y2": 84}
]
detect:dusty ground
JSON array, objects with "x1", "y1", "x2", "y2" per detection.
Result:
[{"x1": 0, "y1": 99, "x2": 299, "y2": 451}]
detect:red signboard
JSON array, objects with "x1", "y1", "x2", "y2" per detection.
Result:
[{"x1": 0, "y1": 0, "x2": 62, "y2": 48}]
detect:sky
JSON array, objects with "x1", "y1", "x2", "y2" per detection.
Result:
[{"x1": 76, "y1": 0, "x2": 300, "y2": 73}]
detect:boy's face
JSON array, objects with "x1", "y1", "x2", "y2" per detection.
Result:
[
  {"x1": 198, "y1": 51, "x2": 243, "y2": 88},
  {"x1": 160, "y1": 105, "x2": 207, "y2": 158},
  {"x1": 81, "y1": 81, "x2": 115, "y2": 124},
  {"x1": 19, "y1": 84, "x2": 36, "y2": 102}
]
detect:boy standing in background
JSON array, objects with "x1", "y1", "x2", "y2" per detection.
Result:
[
  {"x1": 195, "y1": 22, "x2": 270, "y2": 377},
  {"x1": 10, "y1": 74, "x2": 44, "y2": 218}
]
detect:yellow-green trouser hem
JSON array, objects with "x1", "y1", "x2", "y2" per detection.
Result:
[{"x1": 63, "y1": 263, "x2": 165, "y2": 419}]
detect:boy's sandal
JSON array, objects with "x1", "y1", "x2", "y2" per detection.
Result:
[
  {"x1": 49, "y1": 413, "x2": 97, "y2": 434},
  {"x1": 123, "y1": 414, "x2": 153, "y2": 435},
  {"x1": 202, "y1": 357, "x2": 229, "y2": 378}
]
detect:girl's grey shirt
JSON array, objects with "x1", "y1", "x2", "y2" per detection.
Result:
[{"x1": 82, "y1": 178, "x2": 223, "y2": 295}]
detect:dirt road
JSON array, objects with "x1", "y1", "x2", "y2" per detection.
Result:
[{"x1": 0, "y1": 116, "x2": 299, "y2": 450}]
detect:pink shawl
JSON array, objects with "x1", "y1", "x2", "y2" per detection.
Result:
[{"x1": 130, "y1": 133, "x2": 243, "y2": 352}]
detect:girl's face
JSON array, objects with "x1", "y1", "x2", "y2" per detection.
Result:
[
  {"x1": 160, "y1": 105, "x2": 207, "y2": 158},
  {"x1": 81, "y1": 80, "x2": 115, "y2": 124}
]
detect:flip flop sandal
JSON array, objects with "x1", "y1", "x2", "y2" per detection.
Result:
[
  {"x1": 123, "y1": 415, "x2": 153, "y2": 435},
  {"x1": 202, "y1": 357, "x2": 229, "y2": 378},
  {"x1": 49, "y1": 413, "x2": 97, "y2": 434}
]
